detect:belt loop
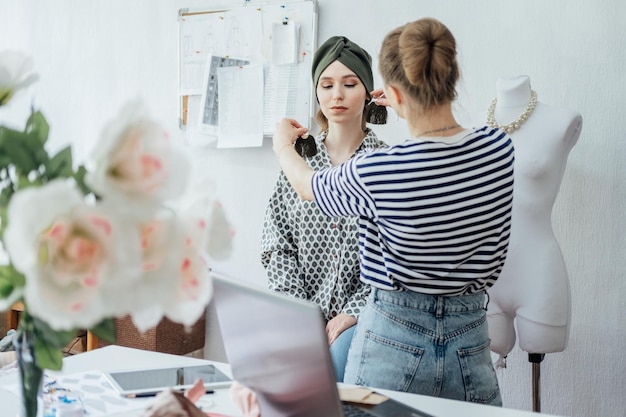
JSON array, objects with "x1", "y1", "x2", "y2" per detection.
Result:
[
  {"x1": 484, "y1": 291, "x2": 490, "y2": 311},
  {"x1": 436, "y1": 296, "x2": 444, "y2": 318}
]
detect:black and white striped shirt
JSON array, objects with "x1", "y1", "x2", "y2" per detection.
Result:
[{"x1": 312, "y1": 126, "x2": 514, "y2": 296}]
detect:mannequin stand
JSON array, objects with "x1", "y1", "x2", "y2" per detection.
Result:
[{"x1": 529, "y1": 353, "x2": 546, "y2": 412}]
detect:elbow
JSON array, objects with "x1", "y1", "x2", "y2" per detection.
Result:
[
  {"x1": 293, "y1": 171, "x2": 315, "y2": 201},
  {"x1": 294, "y1": 186, "x2": 314, "y2": 201}
]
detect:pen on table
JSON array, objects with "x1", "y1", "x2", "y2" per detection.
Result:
[{"x1": 126, "y1": 389, "x2": 215, "y2": 398}]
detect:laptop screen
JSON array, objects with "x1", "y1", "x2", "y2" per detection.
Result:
[{"x1": 211, "y1": 271, "x2": 344, "y2": 417}]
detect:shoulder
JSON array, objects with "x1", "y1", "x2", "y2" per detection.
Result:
[
  {"x1": 515, "y1": 103, "x2": 583, "y2": 148},
  {"x1": 363, "y1": 128, "x2": 388, "y2": 149},
  {"x1": 539, "y1": 103, "x2": 583, "y2": 146}
]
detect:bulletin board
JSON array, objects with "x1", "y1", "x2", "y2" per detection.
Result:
[{"x1": 178, "y1": 0, "x2": 318, "y2": 148}]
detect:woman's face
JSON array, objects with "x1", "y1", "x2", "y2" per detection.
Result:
[{"x1": 316, "y1": 60, "x2": 367, "y2": 126}]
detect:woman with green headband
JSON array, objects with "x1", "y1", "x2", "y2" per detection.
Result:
[
  {"x1": 260, "y1": 36, "x2": 387, "y2": 382},
  {"x1": 272, "y1": 18, "x2": 512, "y2": 405}
]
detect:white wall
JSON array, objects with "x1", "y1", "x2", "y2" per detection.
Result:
[{"x1": 1, "y1": 1, "x2": 624, "y2": 416}]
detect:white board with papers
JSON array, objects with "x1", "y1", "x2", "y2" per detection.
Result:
[{"x1": 178, "y1": 0, "x2": 318, "y2": 148}]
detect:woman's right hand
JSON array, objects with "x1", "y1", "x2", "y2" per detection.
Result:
[
  {"x1": 273, "y1": 118, "x2": 309, "y2": 156},
  {"x1": 370, "y1": 88, "x2": 390, "y2": 107}
]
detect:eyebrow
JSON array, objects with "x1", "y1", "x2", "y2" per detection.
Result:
[{"x1": 318, "y1": 74, "x2": 360, "y2": 82}]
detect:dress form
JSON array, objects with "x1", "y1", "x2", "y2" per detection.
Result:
[{"x1": 486, "y1": 75, "x2": 582, "y2": 358}]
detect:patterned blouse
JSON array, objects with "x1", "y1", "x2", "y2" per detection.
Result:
[{"x1": 261, "y1": 129, "x2": 387, "y2": 321}]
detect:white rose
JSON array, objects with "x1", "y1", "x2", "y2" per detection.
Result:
[
  {"x1": 124, "y1": 213, "x2": 212, "y2": 331},
  {"x1": 0, "y1": 50, "x2": 39, "y2": 106},
  {"x1": 4, "y1": 180, "x2": 143, "y2": 330},
  {"x1": 182, "y1": 196, "x2": 235, "y2": 261},
  {"x1": 86, "y1": 100, "x2": 190, "y2": 215}
]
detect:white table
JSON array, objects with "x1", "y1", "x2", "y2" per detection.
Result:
[{"x1": 0, "y1": 345, "x2": 562, "y2": 417}]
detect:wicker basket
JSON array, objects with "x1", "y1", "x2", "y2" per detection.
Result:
[{"x1": 97, "y1": 312, "x2": 206, "y2": 355}]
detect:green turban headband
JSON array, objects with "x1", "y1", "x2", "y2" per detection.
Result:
[
  {"x1": 312, "y1": 36, "x2": 374, "y2": 95},
  {"x1": 311, "y1": 36, "x2": 386, "y2": 124}
]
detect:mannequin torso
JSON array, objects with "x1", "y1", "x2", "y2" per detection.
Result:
[{"x1": 486, "y1": 75, "x2": 582, "y2": 356}]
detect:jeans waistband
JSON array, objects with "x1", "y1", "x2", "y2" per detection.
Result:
[{"x1": 372, "y1": 288, "x2": 486, "y2": 314}]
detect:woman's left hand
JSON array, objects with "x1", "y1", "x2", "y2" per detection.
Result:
[
  {"x1": 326, "y1": 313, "x2": 357, "y2": 345},
  {"x1": 273, "y1": 118, "x2": 308, "y2": 156}
]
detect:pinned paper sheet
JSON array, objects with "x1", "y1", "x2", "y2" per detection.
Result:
[
  {"x1": 271, "y1": 20, "x2": 299, "y2": 65},
  {"x1": 216, "y1": 63, "x2": 264, "y2": 148},
  {"x1": 338, "y1": 387, "x2": 388, "y2": 405}
]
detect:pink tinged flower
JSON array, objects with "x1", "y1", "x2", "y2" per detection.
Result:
[
  {"x1": 85, "y1": 100, "x2": 190, "y2": 210},
  {"x1": 4, "y1": 180, "x2": 144, "y2": 330},
  {"x1": 39, "y1": 218, "x2": 107, "y2": 284},
  {"x1": 0, "y1": 50, "x2": 39, "y2": 106},
  {"x1": 119, "y1": 214, "x2": 188, "y2": 332},
  {"x1": 138, "y1": 212, "x2": 176, "y2": 274},
  {"x1": 163, "y1": 249, "x2": 212, "y2": 327},
  {"x1": 4, "y1": 180, "x2": 84, "y2": 275},
  {"x1": 128, "y1": 215, "x2": 212, "y2": 331},
  {"x1": 182, "y1": 196, "x2": 235, "y2": 261},
  {"x1": 179, "y1": 256, "x2": 201, "y2": 297}
]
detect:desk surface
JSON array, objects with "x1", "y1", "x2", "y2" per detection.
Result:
[{"x1": 0, "y1": 345, "x2": 562, "y2": 417}]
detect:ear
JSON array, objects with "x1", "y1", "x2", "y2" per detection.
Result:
[
  {"x1": 384, "y1": 84, "x2": 406, "y2": 119},
  {"x1": 385, "y1": 85, "x2": 402, "y2": 106}
]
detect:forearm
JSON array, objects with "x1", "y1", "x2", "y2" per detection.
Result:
[
  {"x1": 272, "y1": 118, "x2": 315, "y2": 201},
  {"x1": 276, "y1": 145, "x2": 315, "y2": 201}
]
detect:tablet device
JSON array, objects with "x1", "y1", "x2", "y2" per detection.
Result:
[{"x1": 103, "y1": 364, "x2": 232, "y2": 397}]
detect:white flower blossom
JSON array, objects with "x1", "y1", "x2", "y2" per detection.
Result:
[
  {"x1": 181, "y1": 178, "x2": 235, "y2": 261},
  {"x1": 4, "y1": 180, "x2": 144, "y2": 330},
  {"x1": 0, "y1": 50, "x2": 39, "y2": 106},
  {"x1": 1, "y1": 91, "x2": 232, "y2": 360},
  {"x1": 117, "y1": 212, "x2": 214, "y2": 331},
  {"x1": 86, "y1": 100, "x2": 190, "y2": 215},
  {"x1": 104, "y1": 208, "x2": 186, "y2": 331}
]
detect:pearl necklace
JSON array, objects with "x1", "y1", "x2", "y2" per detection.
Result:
[
  {"x1": 415, "y1": 124, "x2": 460, "y2": 137},
  {"x1": 486, "y1": 90, "x2": 538, "y2": 134}
]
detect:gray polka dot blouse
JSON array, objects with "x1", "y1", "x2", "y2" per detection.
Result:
[{"x1": 261, "y1": 129, "x2": 387, "y2": 322}]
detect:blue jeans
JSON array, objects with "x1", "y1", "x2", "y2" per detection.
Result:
[
  {"x1": 344, "y1": 288, "x2": 502, "y2": 406},
  {"x1": 329, "y1": 324, "x2": 356, "y2": 382}
]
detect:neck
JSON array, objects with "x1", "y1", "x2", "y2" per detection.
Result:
[
  {"x1": 408, "y1": 103, "x2": 460, "y2": 138},
  {"x1": 325, "y1": 121, "x2": 365, "y2": 164},
  {"x1": 495, "y1": 75, "x2": 532, "y2": 107}
]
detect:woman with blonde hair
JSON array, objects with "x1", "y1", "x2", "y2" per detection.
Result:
[{"x1": 272, "y1": 18, "x2": 513, "y2": 405}]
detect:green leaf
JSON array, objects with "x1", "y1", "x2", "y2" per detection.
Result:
[
  {"x1": 73, "y1": 165, "x2": 94, "y2": 196},
  {"x1": 24, "y1": 110, "x2": 49, "y2": 146},
  {"x1": 34, "y1": 338, "x2": 64, "y2": 370},
  {"x1": 89, "y1": 318, "x2": 116, "y2": 344},
  {"x1": 23, "y1": 133, "x2": 49, "y2": 168},
  {"x1": 0, "y1": 202, "x2": 8, "y2": 240},
  {"x1": 0, "y1": 130, "x2": 38, "y2": 174},
  {"x1": 0, "y1": 275, "x2": 15, "y2": 298},
  {"x1": 32, "y1": 316, "x2": 78, "y2": 350},
  {"x1": 45, "y1": 145, "x2": 74, "y2": 179},
  {"x1": 0, "y1": 264, "x2": 25, "y2": 297}
]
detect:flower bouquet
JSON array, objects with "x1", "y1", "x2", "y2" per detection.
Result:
[{"x1": 0, "y1": 50, "x2": 234, "y2": 417}]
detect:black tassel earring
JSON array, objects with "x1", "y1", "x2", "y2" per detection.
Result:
[
  {"x1": 366, "y1": 100, "x2": 388, "y2": 125},
  {"x1": 294, "y1": 134, "x2": 318, "y2": 157}
]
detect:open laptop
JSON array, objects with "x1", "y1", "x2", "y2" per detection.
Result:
[{"x1": 211, "y1": 271, "x2": 434, "y2": 417}]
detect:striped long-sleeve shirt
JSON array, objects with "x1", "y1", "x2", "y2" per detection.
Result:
[{"x1": 312, "y1": 126, "x2": 514, "y2": 296}]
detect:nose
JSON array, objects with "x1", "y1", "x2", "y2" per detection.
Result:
[{"x1": 332, "y1": 85, "x2": 344, "y2": 101}]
